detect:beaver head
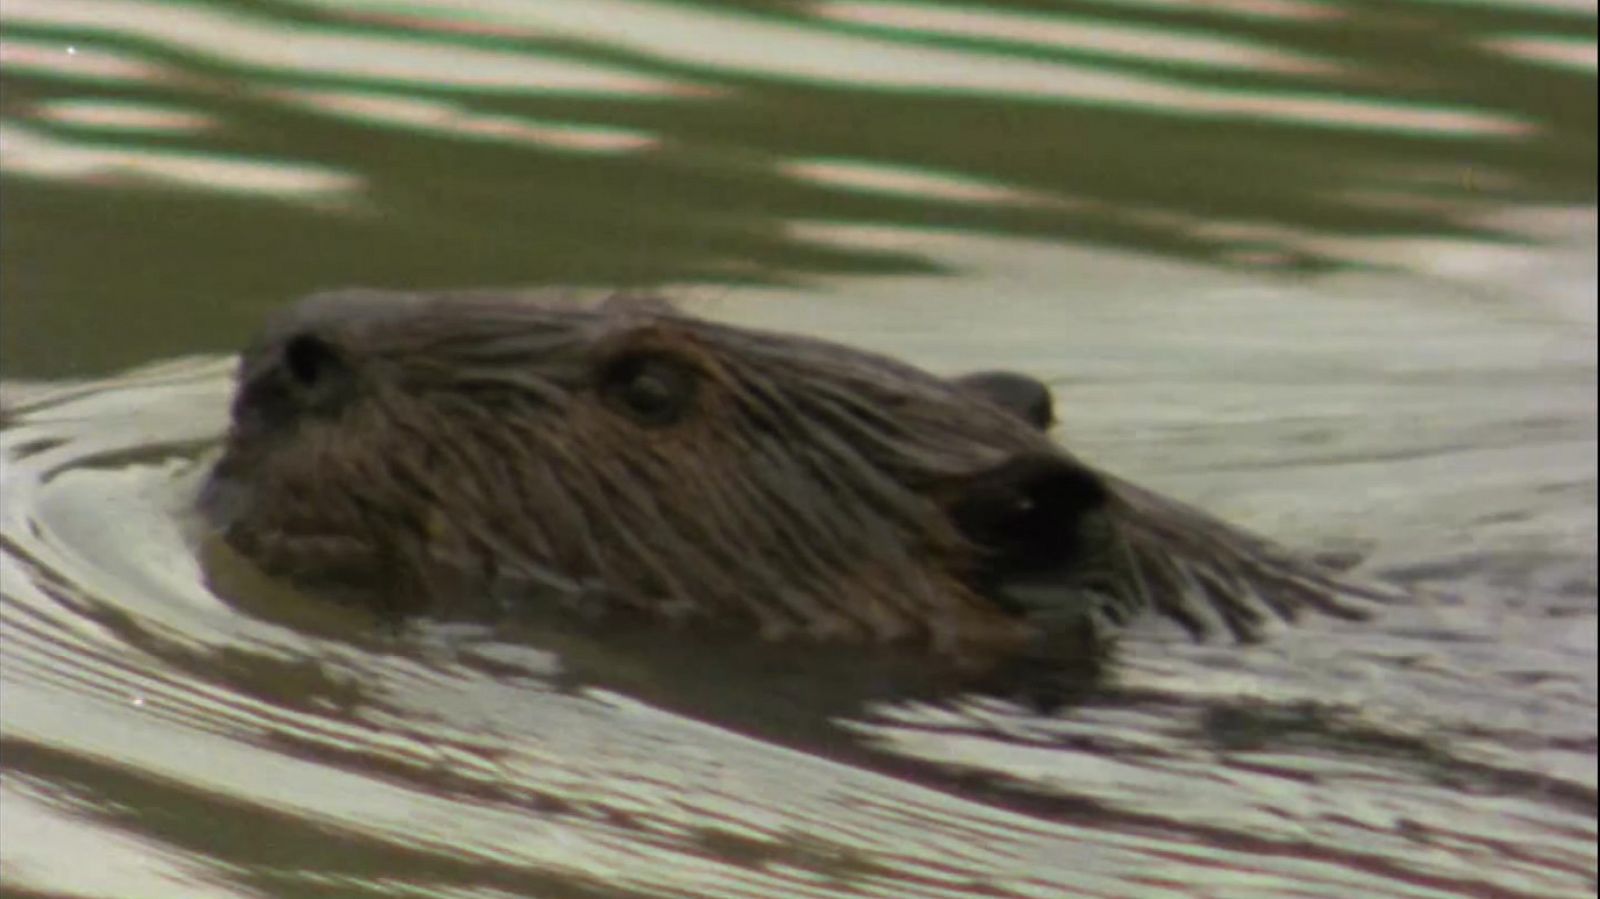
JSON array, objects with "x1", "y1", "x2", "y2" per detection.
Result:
[{"x1": 202, "y1": 290, "x2": 1391, "y2": 659}]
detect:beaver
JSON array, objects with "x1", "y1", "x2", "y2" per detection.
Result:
[{"x1": 200, "y1": 289, "x2": 1397, "y2": 662}]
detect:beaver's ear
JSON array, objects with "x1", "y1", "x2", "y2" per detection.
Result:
[
  {"x1": 946, "y1": 453, "x2": 1109, "y2": 580},
  {"x1": 952, "y1": 371, "x2": 1055, "y2": 430}
]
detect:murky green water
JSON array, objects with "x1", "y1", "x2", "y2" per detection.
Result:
[{"x1": 1, "y1": 2, "x2": 1595, "y2": 897}]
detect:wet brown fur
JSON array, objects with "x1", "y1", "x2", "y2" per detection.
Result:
[{"x1": 203, "y1": 289, "x2": 1398, "y2": 661}]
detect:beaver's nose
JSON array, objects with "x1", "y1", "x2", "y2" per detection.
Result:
[
  {"x1": 232, "y1": 330, "x2": 357, "y2": 429},
  {"x1": 237, "y1": 289, "x2": 425, "y2": 426}
]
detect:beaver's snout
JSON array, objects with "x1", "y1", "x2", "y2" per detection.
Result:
[
  {"x1": 233, "y1": 290, "x2": 458, "y2": 438},
  {"x1": 231, "y1": 332, "x2": 353, "y2": 433}
]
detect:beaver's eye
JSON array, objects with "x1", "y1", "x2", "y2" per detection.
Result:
[{"x1": 600, "y1": 354, "x2": 697, "y2": 426}]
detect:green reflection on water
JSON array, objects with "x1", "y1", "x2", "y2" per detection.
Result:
[{"x1": 0, "y1": 0, "x2": 1593, "y2": 377}]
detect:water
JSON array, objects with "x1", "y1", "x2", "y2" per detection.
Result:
[{"x1": 1, "y1": 2, "x2": 1595, "y2": 897}]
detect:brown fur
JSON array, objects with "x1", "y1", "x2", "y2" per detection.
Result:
[{"x1": 203, "y1": 289, "x2": 1397, "y2": 660}]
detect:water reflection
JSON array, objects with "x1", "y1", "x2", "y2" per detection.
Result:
[
  {"x1": 1, "y1": 0, "x2": 1594, "y2": 375},
  {"x1": 816, "y1": 1, "x2": 1349, "y2": 74},
  {"x1": 2, "y1": 0, "x2": 702, "y2": 96}
]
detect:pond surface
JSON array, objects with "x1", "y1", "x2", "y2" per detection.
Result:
[{"x1": 1, "y1": 1, "x2": 1596, "y2": 897}]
